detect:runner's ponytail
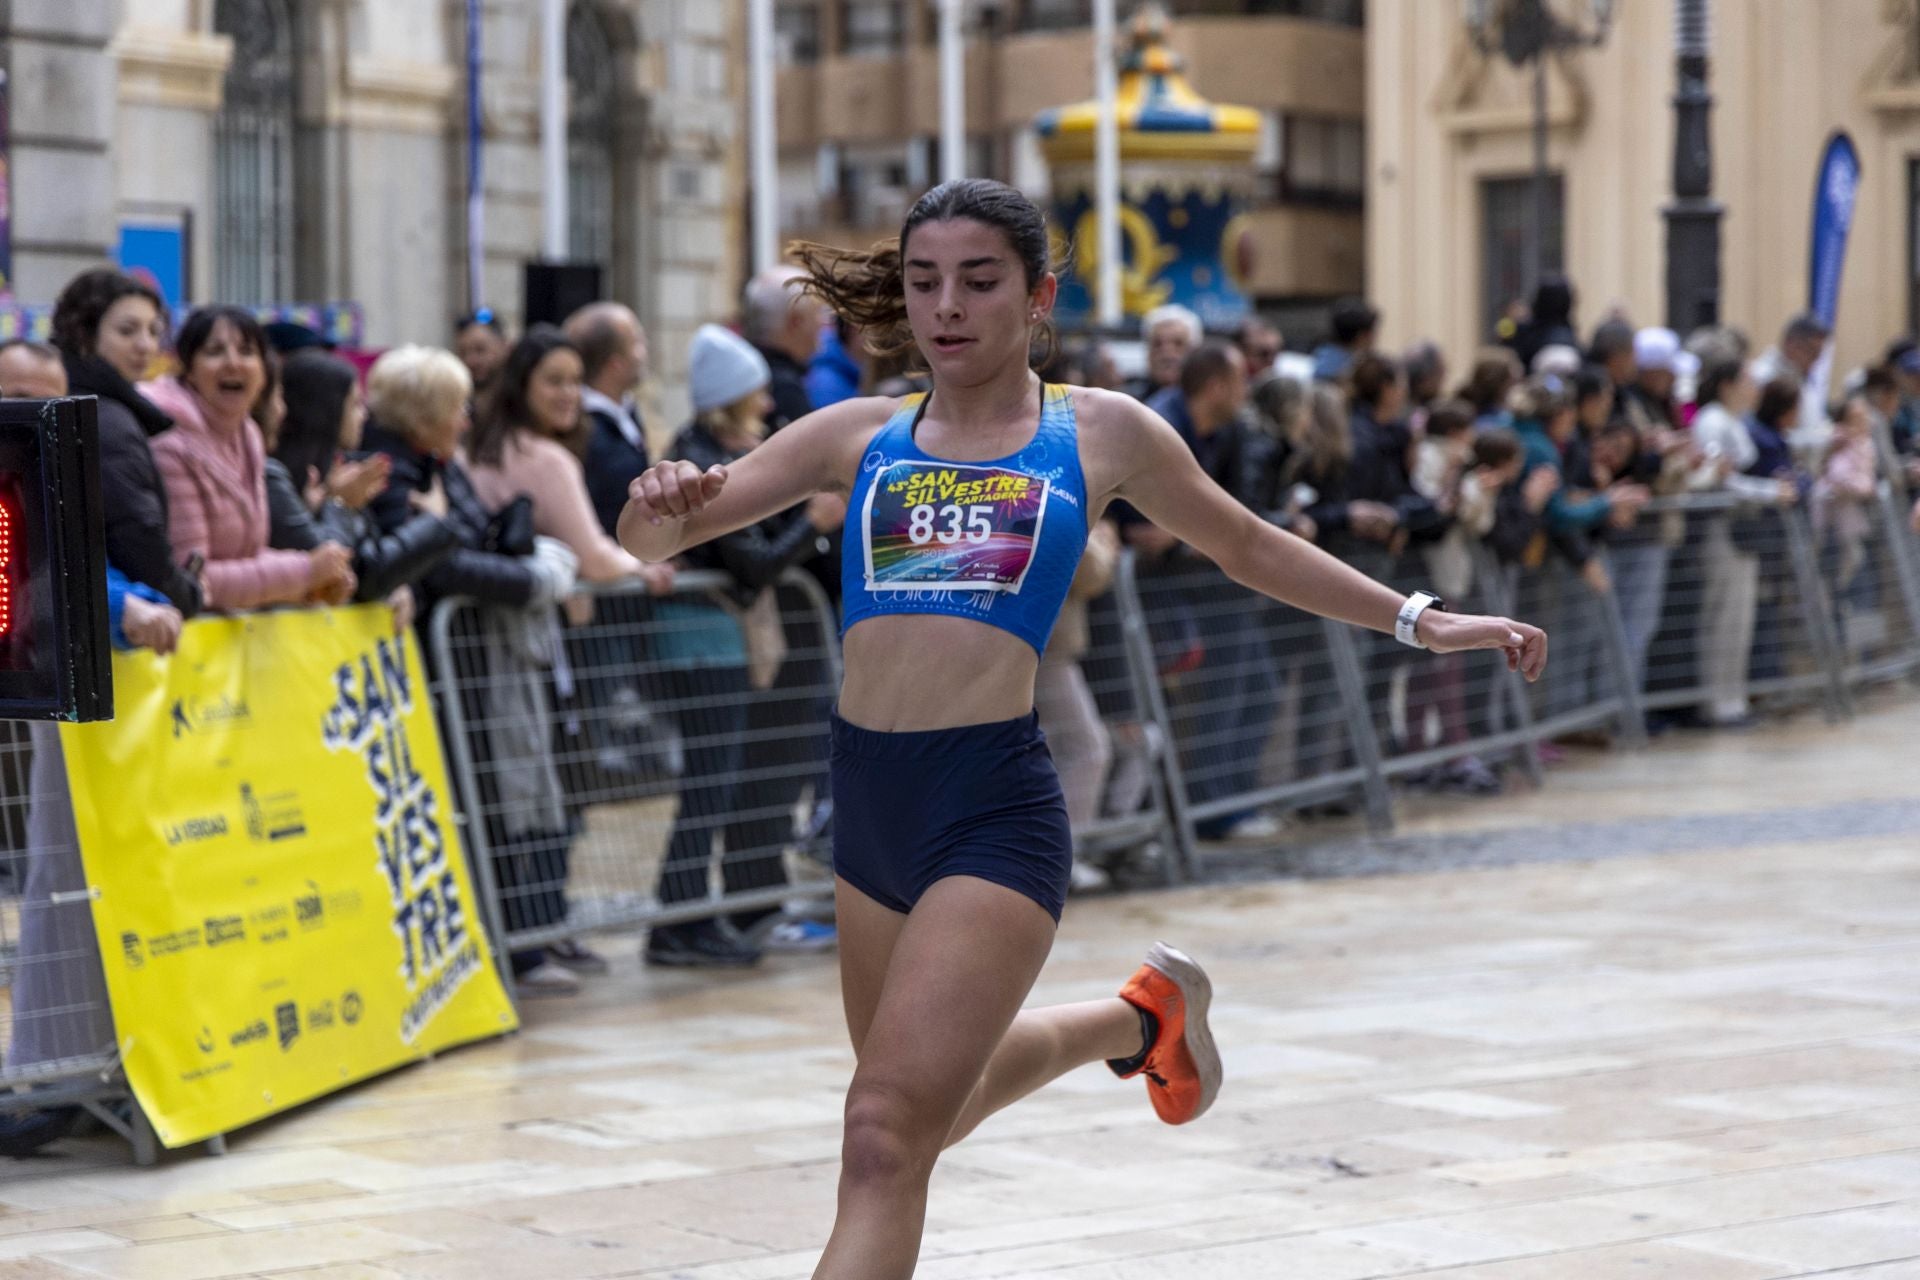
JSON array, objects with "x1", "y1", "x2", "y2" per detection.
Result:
[{"x1": 790, "y1": 239, "x2": 916, "y2": 358}]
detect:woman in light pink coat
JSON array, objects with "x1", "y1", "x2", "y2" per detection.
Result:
[
  {"x1": 143, "y1": 307, "x2": 356, "y2": 612},
  {"x1": 465, "y1": 324, "x2": 672, "y2": 594}
]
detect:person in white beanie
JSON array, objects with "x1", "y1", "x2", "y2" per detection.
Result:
[
  {"x1": 642, "y1": 323, "x2": 849, "y2": 970},
  {"x1": 1530, "y1": 343, "x2": 1583, "y2": 379}
]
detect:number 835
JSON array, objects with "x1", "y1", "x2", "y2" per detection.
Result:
[{"x1": 907, "y1": 503, "x2": 992, "y2": 547}]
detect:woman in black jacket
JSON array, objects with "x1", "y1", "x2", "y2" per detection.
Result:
[
  {"x1": 358, "y1": 347, "x2": 574, "y2": 615},
  {"x1": 359, "y1": 344, "x2": 583, "y2": 996},
  {"x1": 644, "y1": 325, "x2": 846, "y2": 969},
  {"x1": 50, "y1": 269, "x2": 202, "y2": 615},
  {"x1": 267, "y1": 349, "x2": 457, "y2": 622}
]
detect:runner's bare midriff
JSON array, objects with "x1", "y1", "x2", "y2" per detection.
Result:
[{"x1": 837, "y1": 613, "x2": 1040, "y2": 731}]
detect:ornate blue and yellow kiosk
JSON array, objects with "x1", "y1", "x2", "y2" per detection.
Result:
[{"x1": 1035, "y1": 4, "x2": 1261, "y2": 332}]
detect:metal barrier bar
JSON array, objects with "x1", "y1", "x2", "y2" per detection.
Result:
[
  {"x1": 1080, "y1": 551, "x2": 1189, "y2": 884},
  {"x1": 1468, "y1": 549, "x2": 1545, "y2": 787},
  {"x1": 1322, "y1": 619, "x2": 1394, "y2": 833},
  {"x1": 1846, "y1": 482, "x2": 1920, "y2": 686},
  {"x1": 1591, "y1": 547, "x2": 1650, "y2": 749},
  {"x1": 1777, "y1": 502, "x2": 1853, "y2": 721}
]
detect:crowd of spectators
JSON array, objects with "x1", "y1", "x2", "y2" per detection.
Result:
[
  {"x1": 1034, "y1": 281, "x2": 1920, "y2": 842},
  {"x1": 3, "y1": 259, "x2": 1920, "y2": 1156}
]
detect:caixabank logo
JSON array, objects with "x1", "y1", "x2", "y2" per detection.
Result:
[{"x1": 170, "y1": 693, "x2": 252, "y2": 739}]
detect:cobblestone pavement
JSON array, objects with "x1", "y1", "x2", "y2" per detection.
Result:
[{"x1": 2, "y1": 697, "x2": 1916, "y2": 1278}]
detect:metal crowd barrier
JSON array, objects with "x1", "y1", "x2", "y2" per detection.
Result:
[
  {"x1": 0, "y1": 724, "x2": 160, "y2": 1164},
  {"x1": 1640, "y1": 491, "x2": 1853, "y2": 723},
  {"x1": 422, "y1": 487, "x2": 1920, "y2": 961},
  {"x1": 427, "y1": 568, "x2": 844, "y2": 962},
  {"x1": 1064, "y1": 552, "x2": 1189, "y2": 883},
  {"x1": 1134, "y1": 488, "x2": 1920, "y2": 873},
  {"x1": 1842, "y1": 482, "x2": 1920, "y2": 688},
  {"x1": 1125, "y1": 555, "x2": 1389, "y2": 848}
]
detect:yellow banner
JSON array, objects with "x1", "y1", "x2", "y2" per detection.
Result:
[{"x1": 62, "y1": 606, "x2": 518, "y2": 1148}]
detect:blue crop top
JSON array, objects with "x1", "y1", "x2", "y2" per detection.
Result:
[{"x1": 841, "y1": 383, "x2": 1090, "y2": 657}]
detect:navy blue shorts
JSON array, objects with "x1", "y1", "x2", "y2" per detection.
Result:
[{"x1": 831, "y1": 710, "x2": 1073, "y2": 923}]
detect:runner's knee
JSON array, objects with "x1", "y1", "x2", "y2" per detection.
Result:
[{"x1": 840, "y1": 1078, "x2": 939, "y2": 1190}]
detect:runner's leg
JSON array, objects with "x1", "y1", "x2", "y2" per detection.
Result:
[{"x1": 817, "y1": 875, "x2": 1130, "y2": 1279}]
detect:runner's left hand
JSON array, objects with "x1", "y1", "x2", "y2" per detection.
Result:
[{"x1": 1416, "y1": 610, "x2": 1548, "y2": 682}]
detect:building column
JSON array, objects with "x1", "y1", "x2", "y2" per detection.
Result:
[
  {"x1": 7, "y1": 0, "x2": 119, "y2": 302},
  {"x1": 630, "y1": 0, "x2": 744, "y2": 430},
  {"x1": 300, "y1": 0, "x2": 458, "y2": 347},
  {"x1": 107, "y1": 18, "x2": 232, "y2": 307}
]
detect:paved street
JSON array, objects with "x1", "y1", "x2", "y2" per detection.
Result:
[{"x1": 2, "y1": 695, "x2": 1917, "y2": 1279}]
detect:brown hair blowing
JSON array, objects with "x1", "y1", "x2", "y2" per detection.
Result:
[{"x1": 789, "y1": 177, "x2": 1057, "y2": 365}]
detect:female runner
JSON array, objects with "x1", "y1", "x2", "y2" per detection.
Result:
[{"x1": 618, "y1": 179, "x2": 1548, "y2": 1279}]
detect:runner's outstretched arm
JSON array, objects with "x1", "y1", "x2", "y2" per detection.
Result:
[{"x1": 1108, "y1": 395, "x2": 1548, "y2": 680}]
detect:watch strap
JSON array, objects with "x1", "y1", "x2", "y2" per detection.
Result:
[{"x1": 1396, "y1": 591, "x2": 1444, "y2": 648}]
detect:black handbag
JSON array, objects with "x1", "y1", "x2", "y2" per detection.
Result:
[{"x1": 484, "y1": 494, "x2": 536, "y2": 559}]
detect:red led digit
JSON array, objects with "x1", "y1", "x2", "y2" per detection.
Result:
[{"x1": 0, "y1": 492, "x2": 11, "y2": 637}]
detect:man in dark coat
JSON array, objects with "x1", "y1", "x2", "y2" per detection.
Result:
[
  {"x1": 564, "y1": 302, "x2": 654, "y2": 538},
  {"x1": 742, "y1": 266, "x2": 826, "y2": 432}
]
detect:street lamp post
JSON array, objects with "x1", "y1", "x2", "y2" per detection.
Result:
[
  {"x1": 939, "y1": 0, "x2": 967, "y2": 183},
  {"x1": 1093, "y1": 0, "x2": 1121, "y2": 329},
  {"x1": 748, "y1": 0, "x2": 778, "y2": 275},
  {"x1": 1664, "y1": 0, "x2": 1721, "y2": 332},
  {"x1": 1466, "y1": 0, "x2": 1614, "y2": 303}
]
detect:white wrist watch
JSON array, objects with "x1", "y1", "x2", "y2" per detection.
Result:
[{"x1": 1395, "y1": 591, "x2": 1446, "y2": 649}]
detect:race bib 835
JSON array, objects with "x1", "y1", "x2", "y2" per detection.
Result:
[{"x1": 862, "y1": 462, "x2": 1051, "y2": 593}]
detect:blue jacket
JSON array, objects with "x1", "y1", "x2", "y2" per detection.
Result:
[
  {"x1": 106, "y1": 563, "x2": 170, "y2": 651},
  {"x1": 1514, "y1": 417, "x2": 1612, "y2": 536},
  {"x1": 807, "y1": 328, "x2": 863, "y2": 410},
  {"x1": 1311, "y1": 343, "x2": 1353, "y2": 383}
]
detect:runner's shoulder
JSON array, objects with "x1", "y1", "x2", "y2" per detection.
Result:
[
  {"x1": 785, "y1": 395, "x2": 907, "y2": 490},
  {"x1": 790, "y1": 394, "x2": 904, "y2": 446},
  {"x1": 1064, "y1": 385, "x2": 1170, "y2": 448}
]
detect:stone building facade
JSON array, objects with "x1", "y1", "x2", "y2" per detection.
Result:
[
  {"x1": 1368, "y1": 0, "x2": 1920, "y2": 381},
  {"x1": 2, "y1": 0, "x2": 745, "y2": 421},
  {"x1": 770, "y1": 0, "x2": 1368, "y2": 336}
]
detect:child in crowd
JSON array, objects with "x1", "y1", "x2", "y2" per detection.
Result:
[
  {"x1": 1815, "y1": 394, "x2": 1881, "y2": 635},
  {"x1": 1404, "y1": 401, "x2": 1507, "y2": 791}
]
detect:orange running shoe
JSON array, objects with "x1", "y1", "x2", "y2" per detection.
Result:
[{"x1": 1108, "y1": 942, "x2": 1221, "y2": 1125}]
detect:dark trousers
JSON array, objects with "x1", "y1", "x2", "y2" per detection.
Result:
[{"x1": 652, "y1": 664, "x2": 790, "y2": 907}]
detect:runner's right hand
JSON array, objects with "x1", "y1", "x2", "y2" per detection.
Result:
[{"x1": 630, "y1": 460, "x2": 727, "y2": 524}]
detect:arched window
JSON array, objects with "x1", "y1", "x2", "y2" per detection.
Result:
[
  {"x1": 214, "y1": 0, "x2": 299, "y2": 303},
  {"x1": 568, "y1": 3, "x2": 618, "y2": 269}
]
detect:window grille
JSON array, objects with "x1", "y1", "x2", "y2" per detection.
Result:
[{"x1": 213, "y1": 0, "x2": 297, "y2": 304}]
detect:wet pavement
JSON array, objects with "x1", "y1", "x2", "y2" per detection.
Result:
[{"x1": 1, "y1": 694, "x2": 1916, "y2": 1278}]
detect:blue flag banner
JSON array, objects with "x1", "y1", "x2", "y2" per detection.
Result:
[
  {"x1": 466, "y1": 0, "x2": 485, "y2": 309},
  {"x1": 1807, "y1": 132, "x2": 1861, "y2": 329}
]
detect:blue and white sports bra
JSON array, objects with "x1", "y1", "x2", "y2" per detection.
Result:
[{"x1": 841, "y1": 383, "x2": 1090, "y2": 657}]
